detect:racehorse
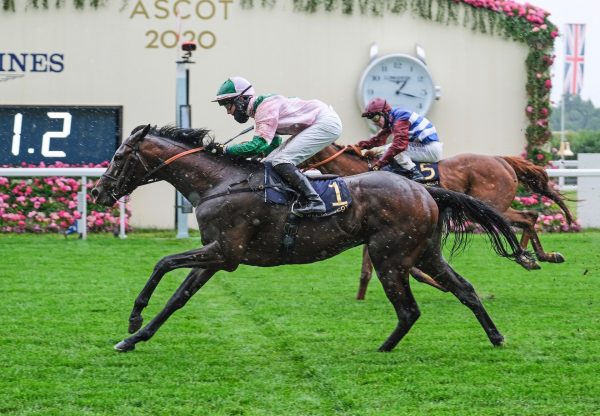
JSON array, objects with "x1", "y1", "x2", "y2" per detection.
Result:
[
  {"x1": 301, "y1": 144, "x2": 574, "y2": 299},
  {"x1": 92, "y1": 125, "x2": 533, "y2": 352}
]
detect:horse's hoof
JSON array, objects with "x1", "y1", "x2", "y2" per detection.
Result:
[
  {"x1": 491, "y1": 335, "x2": 505, "y2": 347},
  {"x1": 114, "y1": 340, "x2": 135, "y2": 352},
  {"x1": 518, "y1": 256, "x2": 541, "y2": 271},
  {"x1": 128, "y1": 316, "x2": 143, "y2": 334},
  {"x1": 547, "y1": 252, "x2": 565, "y2": 263}
]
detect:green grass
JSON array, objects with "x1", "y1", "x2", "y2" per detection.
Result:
[{"x1": 1, "y1": 231, "x2": 599, "y2": 415}]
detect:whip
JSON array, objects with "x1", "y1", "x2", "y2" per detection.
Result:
[{"x1": 223, "y1": 125, "x2": 254, "y2": 146}]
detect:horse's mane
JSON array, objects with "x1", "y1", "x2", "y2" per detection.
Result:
[
  {"x1": 131, "y1": 124, "x2": 262, "y2": 168},
  {"x1": 131, "y1": 124, "x2": 213, "y2": 147}
]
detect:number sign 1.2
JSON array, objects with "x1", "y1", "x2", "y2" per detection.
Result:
[{"x1": 0, "y1": 106, "x2": 122, "y2": 165}]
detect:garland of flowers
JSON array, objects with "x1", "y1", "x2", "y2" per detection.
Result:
[
  {"x1": 2, "y1": 0, "x2": 556, "y2": 167},
  {"x1": 241, "y1": 0, "x2": 557, "y2": 166}
]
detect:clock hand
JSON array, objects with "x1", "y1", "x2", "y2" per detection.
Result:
[
  {"x1": 396, "y1": 91, "x2": 420, "y2": 98},
  {"x1": 394, "y1": 79, "x2": 409, "y2": 95}
]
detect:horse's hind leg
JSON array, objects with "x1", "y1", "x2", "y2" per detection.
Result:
[
  {"x1": 369, "y1": 251, "x2": 420, "y2": 352},
  {"x1": 358, "y1": 247, "x2": 447, "y2": 300},
  {"x1": 416, "y1": 255, "x2": 504, "y2": 346},
  {"x1": 504, "y1": 207, "x2": 564, "y2": 264},
  {"x1": 115, "y1": 268, "x2": 217, "y2": 352}
]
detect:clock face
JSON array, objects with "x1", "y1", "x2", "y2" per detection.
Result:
[{"x1": 358, "y1": 54, "x2": 435, "y2": 116}]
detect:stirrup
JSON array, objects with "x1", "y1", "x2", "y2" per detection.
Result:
[{"x1": 291, "y1": 200, "x2": 326, "y2": 216}]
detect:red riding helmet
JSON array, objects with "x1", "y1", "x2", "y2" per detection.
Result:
[{"x1": 362, "y1": 98, "x2": 392, "y2": 118}]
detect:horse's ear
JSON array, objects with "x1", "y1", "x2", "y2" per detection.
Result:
[
  {"x1": 141, "y1": 124, "x2": 151, "y2": 138},
  {"x1": 130, "y1": 124, "x2": 151, "y2": 144}
]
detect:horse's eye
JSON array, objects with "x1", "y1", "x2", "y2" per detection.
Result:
[{"x1": 114, "y1": 154, "x2": 123, "y2": 162}]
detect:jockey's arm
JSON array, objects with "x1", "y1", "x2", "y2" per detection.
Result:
[
  {"x1": 226, "y1": 135, "x2": 282, "y2": 157},
  {"x1": 377, "y1": 119, "x2": 410, "y2": 167},
  {"x1": 357, "y1": 128, "x2": 391, "y2": 150}
]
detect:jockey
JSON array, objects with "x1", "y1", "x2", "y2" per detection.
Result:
[
  {"x1": 210, "y1": 76, "x2": 343, "y2": 216},
  {"x1": 357, "y1": 97, "x2": 443, "y2": 182}
]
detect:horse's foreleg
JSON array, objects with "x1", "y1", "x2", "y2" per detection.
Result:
[
  {"x1": 357, "y1": 246, "x2": 373, "y2": 300},
  {"x1": 128, "y1": 241, "x2": 225, "y2": 334},
  {"x1": 504, "y1": 208, "x2": 562, "y2": 266},
  {"x1": 115, "y1": 268, "x2": 216, "y2": 352},
  {"x1": 527, "y1": 228, "x2": 566, "y2": 263}
]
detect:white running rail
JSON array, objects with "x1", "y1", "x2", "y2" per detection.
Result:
[{"x1": 0, "y1": 168, "x2": 126, "y2": 240}]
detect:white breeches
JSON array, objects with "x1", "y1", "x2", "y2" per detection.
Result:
[
  {"x1": 263, "y1": 107, "x2": 342, "y2": 166},
  {"x1": 377, "y1": 141, "x2": 443, "y2": 169}
]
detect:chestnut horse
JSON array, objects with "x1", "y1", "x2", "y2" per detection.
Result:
[
  {"x1": 92, "y1": 125, "x2": 532, "y2": 352},
  {"x1": 301, "y1": 144, "x2": 574, "y2": 299}
]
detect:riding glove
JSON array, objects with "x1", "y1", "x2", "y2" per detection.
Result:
[{"x1": 205, "y1": 142, "x2": 225, "y2": 155}]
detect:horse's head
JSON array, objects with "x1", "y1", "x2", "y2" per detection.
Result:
[{"x1": 92, "y1": 124, "x2": 152, "y2": 206}]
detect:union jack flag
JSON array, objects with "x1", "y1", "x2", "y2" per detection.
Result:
[{"x1": 563, "y1": 24, "x2": 586, "y2": 96}]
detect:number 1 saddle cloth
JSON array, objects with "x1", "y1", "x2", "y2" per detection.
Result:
[{"x1": 263, "y1": 164, "x2": 353, "y2": 217}]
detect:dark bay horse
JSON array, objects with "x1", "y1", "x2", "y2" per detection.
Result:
[
  {"x1": 301, "y1": 145, "x2": 574, "y2": 299},
  {"x1": 92, "y1": 125, "x2": 532, "y2": 352}
]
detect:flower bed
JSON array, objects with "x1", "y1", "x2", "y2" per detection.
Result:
[
  {"x1": 512, "y1": 190, "x2": 580, "y2": 233},
  {"x1": 0, "y1": 162, "x2": 131, "y2": 234}
]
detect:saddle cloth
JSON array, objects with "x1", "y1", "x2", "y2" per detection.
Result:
[
  {"x1": 386, "y1": 160, "x2": 440, "y2": 185},
  {"x1": 264, "y1": 164, "x2": 352, "y2": 215},
  {"x1": 415, "y1": 162, "x2": 440, "y2": 184}
]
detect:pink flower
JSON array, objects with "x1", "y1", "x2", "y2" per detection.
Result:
[
  {"x1": 545, "y1": 79, "x2": 552, "y2": 89},
  {"x1": 536, "y1": 154, "x2": 545, "y2": 160}
]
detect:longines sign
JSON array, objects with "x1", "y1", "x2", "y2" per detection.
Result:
[
  {"x1": 128, "y1": 0, "x2": 233, "y2": 50},
  {"x1": 0, "y1": 53, "x2": 64, "y2": 82}
]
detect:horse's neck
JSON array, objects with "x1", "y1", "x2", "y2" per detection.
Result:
[{"x1": 144, "y1": 139, "x2": 255, "y2": 200}]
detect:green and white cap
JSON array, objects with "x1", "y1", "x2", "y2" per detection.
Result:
[{"x1": 212, "y1": 77, "x2": 255, "y2": 102}]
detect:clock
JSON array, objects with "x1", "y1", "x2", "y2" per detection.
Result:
[
  {"x1": 357, "y1": 53, "x2": 438, "y2": 116},
  {"x1": 0, "y1": 105, "x2": 122, "y2": 165}
]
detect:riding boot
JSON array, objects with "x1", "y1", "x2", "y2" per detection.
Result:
[
  {"x1": 407, "y1": 166, "x2": 426, "y2": 183},
  {"x1": 273, "y1": 163, "x2": 326, "y2": 215}
]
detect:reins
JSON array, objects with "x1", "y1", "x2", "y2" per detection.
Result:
[
  {"x1": 125, "y1": 143, "x2": 290, "y2": 207},
  {"x1": 302, "y1": 145, "x2": 370, "y2": 171},
  {"x1": 140, "y1": 147, "x2": 204, "y2": 182}
]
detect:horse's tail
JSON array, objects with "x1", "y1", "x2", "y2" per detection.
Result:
[
  {"x1": 426, "y1": 187, "x2": 533, "y2": 263},
  {"x1": 501, "y1": 156, "x2": 574, "y2": 224}
]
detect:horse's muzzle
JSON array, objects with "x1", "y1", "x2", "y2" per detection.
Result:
[{"x1": 90, "y1": 185, "x2": 116, "y2": 206}]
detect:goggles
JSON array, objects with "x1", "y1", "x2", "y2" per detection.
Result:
[
  {"x1": 363, "y1": 112, "x2": 382, "y2": 123},
  {"x1": 219, "y1": 99, "x2": 235, "y2": 111}
]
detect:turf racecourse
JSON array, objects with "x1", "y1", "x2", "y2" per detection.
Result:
[{"x1": 1, "y1": 231, "x2": 599, "y2": 415}]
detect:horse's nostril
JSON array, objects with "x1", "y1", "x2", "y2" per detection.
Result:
[{"x1": 91, "y1": 188, "x2": 100, "y2": 199}]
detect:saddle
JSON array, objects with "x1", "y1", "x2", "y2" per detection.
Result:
[
  {"x1": 264, "y1": 165, "x2": 353, "y2": 217},
  {"x1": 263, "y1": 165, "x2": 353, "y2": 259}
]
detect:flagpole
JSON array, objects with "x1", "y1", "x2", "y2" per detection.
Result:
[{"x1": 558, "y1": 24, "x2": 567, "y2": 187}]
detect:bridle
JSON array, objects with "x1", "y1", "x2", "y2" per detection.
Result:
[{"x1": 101, "y1": 134, "x2": 204, "y2": 199}]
